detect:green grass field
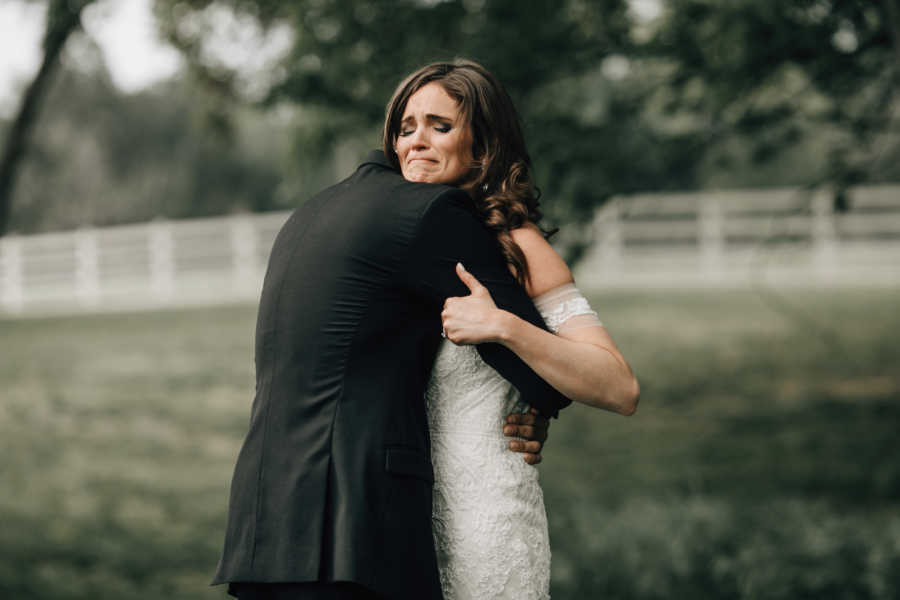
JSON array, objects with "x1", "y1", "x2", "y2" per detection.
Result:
[{"x1": 2, "y1": 289, "x2": 899, "y2": 599}]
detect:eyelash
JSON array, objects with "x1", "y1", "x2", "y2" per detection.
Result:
[{"x1": 399, "y1": 124, "x2": 452, "y2": 136}]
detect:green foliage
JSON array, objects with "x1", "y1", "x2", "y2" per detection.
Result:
[
  {"x1": 5, "y1": 57, "x2": 289, "y2": 233},
  {"x1": 648, "y1": 0, "x2": 900, "y2": 190},
  {"x1": 150, "y1": 0, "x2": 900, "y2": 256},
  {"x1": 153, "y1": 0, "x2": 701, "y2": 258},
  {"x1": 7, "y1": 0, "x2": 899, "y2": 238},
  {"x1": 1, "y1": 290, "x2": 899, "y2": 599},
  {"x1": 543, "y1": 289, "x2": 900, "y2": 597}
]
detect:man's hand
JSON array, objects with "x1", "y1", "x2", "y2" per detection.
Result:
[{"x1": 504, "y1": 407, "x2": 549, "y2": 465}]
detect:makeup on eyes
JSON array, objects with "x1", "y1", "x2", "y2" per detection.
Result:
[
  {"x1": 399, "y1": 114, "x2": 454, "y2": 135},
  {"x1": 394, "y1": 82, "x2": 473, "y2": 185}
]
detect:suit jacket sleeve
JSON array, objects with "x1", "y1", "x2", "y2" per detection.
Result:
[{"x1": 404, "y1": 187, "x2": 572, "y2": 418}]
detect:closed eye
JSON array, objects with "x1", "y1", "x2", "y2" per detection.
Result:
[{"x1": 399, "y1": 123, "x2": 450, "y2": 136}]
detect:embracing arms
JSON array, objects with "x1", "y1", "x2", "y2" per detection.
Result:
[
  {"x1": 440, "y1": 225, "x2": 640, "y2": 416},
  {"x1": 404, "y1": 189, "x2": 572, "y2": 418}
]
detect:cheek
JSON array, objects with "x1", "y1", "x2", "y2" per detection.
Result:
[
  {"x1": 394, "y1": 138, "x2": 407, "y2": 160},
  {"x1": 396, "y1": 143, "x2": 416, "y2": 175}
]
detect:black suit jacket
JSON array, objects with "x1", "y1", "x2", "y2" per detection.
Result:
[{"x1": 212, "y1": 151, "x2": 570, "y2": 599}]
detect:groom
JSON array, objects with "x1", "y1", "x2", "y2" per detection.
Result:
[{"x1": 213, "y1": 150, "x2": 570, "y2": 600}]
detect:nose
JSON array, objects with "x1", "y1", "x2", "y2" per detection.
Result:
[{"x1": 409, "y1": 126, "x2": 429, "y2": 150}]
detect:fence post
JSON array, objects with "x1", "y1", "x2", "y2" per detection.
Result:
[
  {"x1": 74, "y1": 227, "x2": 100, "y2": 308},
  {"x1": 811, "y1": 187, "x2": 837, "y2": 282},
  {"x1": 700, "y1": 194, "x2": 724, "y2": 281},
  {"x1": 597, "y1": 198, "x2": 623, "y2": 280},
  {"x1": 230, "y1": 213, "x2": 258, "y2": 298},
  {"x1": 0, "y1": 235, "x2": 24, "y2": 314},
  {"x1": 149, "y1": 220, "x2": 175, "y2": 304}
]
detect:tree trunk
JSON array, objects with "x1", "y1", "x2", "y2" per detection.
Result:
[
  {"x1": 885, "y1": 0, "x2": 900, "y2": 82},
  {"x1": 0, "y1": 0, "x2": 92, "y2": 235}
]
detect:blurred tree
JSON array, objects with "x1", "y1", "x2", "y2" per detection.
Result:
[
  {"x1": 647, "y1": 0, "x2": 900, "y2": 204},
  {"x1": 0, "y1": 0, "x2": 96, "y2": 235},
  {"x1": 12, "y1": 1, "x2": 893, "y2": 240},
  {"x1": 6, "y1": 60, "x2": 286, "y2": 234},
  {"x1": 153, "y1": 0, "x2": 701, "y2": 259}
]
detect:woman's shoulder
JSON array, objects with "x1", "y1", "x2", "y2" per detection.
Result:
[{"x1": 510, "y1": 222, "x2": 573, "y2": 298}]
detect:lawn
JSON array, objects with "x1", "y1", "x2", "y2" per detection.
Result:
[{"x1": 1, "y1": 289, "x2": 898, "y2": 599}]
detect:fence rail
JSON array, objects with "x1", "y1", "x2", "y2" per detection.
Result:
[
  {"x1": 573, "y1": 184, "x2": 900, "y2": 289},
  {"x1": 1, "y1": 185, "x2": 898, "y2": 317},
  {"x1": 0, "y1": 212, "x2": 289, "y2": 317}
]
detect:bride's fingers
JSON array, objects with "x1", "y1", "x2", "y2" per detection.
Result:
[
  {"x1": 455, "y1": 262, "x2": 487, "y2": 296},
  {"x1": 441, "y1": 321, "x2": 467, "y2": 346}
]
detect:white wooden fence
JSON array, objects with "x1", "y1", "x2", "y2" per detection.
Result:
[
  {"x1": 573, "y1": 184, "x2": 900, "y2": 289},
  {"x1": 0, "y1": 212, "x2": 289, "y2": 317},
  {"x1": 0, "y1": 185, "x2": 898, "y2": 317}
]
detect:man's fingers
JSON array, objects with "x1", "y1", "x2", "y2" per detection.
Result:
[
  {"x1": 506, "y1": 412, "x2": 535, "y2": 426},
  {"x1": 510, "y1": 411, "x2": 549, "y2": 435},
  {"x1": 505, "y1": 423, "x2": 548, "y2": 442},
  {"x1": 506, "y1": 412, "x2": 550, "y2": 426},
  {"x1": 503, "y1": 424, "x2": 535, "y2": 436},
  {"x1": 508, "y1": 439, "x2": 544, "y2": 465},
  {"x1": 509, "y1": 439, "x2": 543, "y2": 454},
  {"x1": 527, "y1": 408, "x2": 551, "y2": 428},
  {"x1": 509, "y1": 408, "x2": 548, "y2": 465},
  {"x1": 523, "y1": 453, "x2": 542, "y2": 465},
  {"x1": 455, "y1": 262, "x2": 485, "y2": 295},
  {"x1": 503, "y1": 423, "x2": 536, "y2": 436},
  {"x1": 516, "y1": 425, "x2": 535, "y2": 439},
  {"x1": 505, "y1": 411, "x2": 549, "y2": 443}
]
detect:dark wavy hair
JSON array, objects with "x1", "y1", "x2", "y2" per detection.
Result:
[{"x1": 383, "y1": 59, "x2": 553, "y2": 287}]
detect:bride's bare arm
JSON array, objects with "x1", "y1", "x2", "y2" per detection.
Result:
[
  {"x1": 493, "y1": 304, "x2": 639, "y2": 415},
  {"x1": 440, "y1": 225, "x2": 639, "y2": 415}
]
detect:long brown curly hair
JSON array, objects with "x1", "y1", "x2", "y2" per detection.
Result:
[{"x1": 383, "y1": 59, "x2": 553, "y2": 287}]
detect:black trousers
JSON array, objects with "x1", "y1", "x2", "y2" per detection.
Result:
[{"x1": 228, "y1": 582, "x2": 382, "y2": 600}]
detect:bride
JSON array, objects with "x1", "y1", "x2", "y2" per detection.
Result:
[{"x1": 383, "y1": 60, "x2": 640, "y2": 599}]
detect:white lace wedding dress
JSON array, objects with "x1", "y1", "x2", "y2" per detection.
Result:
[{"x1": 425, "y1": 283, "x2": 602, "y2": 600}]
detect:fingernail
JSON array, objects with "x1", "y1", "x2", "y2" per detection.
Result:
[
  {"x1": 503, "y1": 425, "x2": 515, "y2": 435},
  {"x1": 457, "y1": 262, "x2": 466, "y2": 271}
]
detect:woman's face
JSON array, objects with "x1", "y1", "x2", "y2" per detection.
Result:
[{"x1": 395, "y1": 82, "x2": 473, "y2": 185}]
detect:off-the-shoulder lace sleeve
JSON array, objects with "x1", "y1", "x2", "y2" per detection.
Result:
[{"x1": 532, "y1": 283, "x2": 603, "y2": 334}]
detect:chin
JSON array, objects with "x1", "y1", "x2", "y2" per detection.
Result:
[{"x1": 403, "y1": 170, "x2": 440, "y2": 184}]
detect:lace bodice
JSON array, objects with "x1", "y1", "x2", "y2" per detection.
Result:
[{"x1": 425, "y1": 283, "x2": 600, "y2": 600}]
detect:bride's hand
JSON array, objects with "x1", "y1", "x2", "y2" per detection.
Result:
[{"x1": 441, "y1": 263, "x2": 507, "y2": 345}]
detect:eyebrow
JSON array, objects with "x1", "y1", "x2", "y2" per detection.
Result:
[{"x1": 400, "y1": 113, "x2": 454, "y2": 123}]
